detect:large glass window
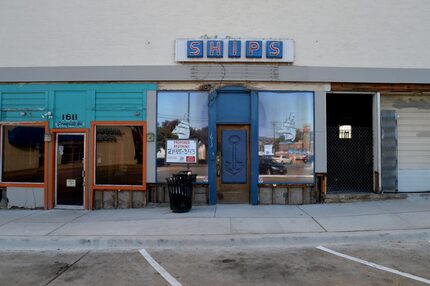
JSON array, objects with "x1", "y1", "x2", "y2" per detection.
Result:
[
  {"x1": 95, "y1": 125, "x2": 143, "y2": 185},
  {"x1": 2, "y1": 125, "x2": 45, "y2": 183},
  {"x1": 157, "y1": 92, "x2": 208, "y2": 183},
  {"x1": 258, "y1": 92, "x2": 314, "y2": 184}
]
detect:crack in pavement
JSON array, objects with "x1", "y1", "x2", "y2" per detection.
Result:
[{"x1": 44, "y1": 250, "x2": 90, "y2": 286}]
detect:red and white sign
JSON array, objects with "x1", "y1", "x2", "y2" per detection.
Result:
[{"x1": 166, "y1": 139, "x2": 198, "y2": 164}]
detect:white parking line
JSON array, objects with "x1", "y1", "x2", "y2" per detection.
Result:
[
  {"x1": 316, "y1": 246, "x2": 430, "y2": 285},
  {"x1": 139, "y1": 248, "x2": 182, "y2": 286}
]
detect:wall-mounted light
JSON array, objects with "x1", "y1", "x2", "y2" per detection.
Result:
[
  {"x1": 41, "y1": 111, "x2": 53, "y2": 119},
  {"x1": 44, "y1": 133, "x2": 52, "y2": 142}
]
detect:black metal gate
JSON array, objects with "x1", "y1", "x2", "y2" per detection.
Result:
[{"x1": 327, "y1": 126, "x2": 374, "y2": 193}]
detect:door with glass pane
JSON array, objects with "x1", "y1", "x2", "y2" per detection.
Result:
[{"x1": 55, "y1": 134, "x2": 85, "y2": 207}]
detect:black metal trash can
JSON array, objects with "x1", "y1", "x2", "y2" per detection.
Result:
[{"x1": 166, "y1": 172, "x2": 197, "y2": 213}]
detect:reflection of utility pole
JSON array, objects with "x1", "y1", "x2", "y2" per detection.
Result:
[
  {"x1": 270, "y1": 121, "x2": 277, "y2": 152},
  {"x1": 187, "y1": 92, "x2": 191, "y2": 171},
  {"x1": 187, "y1": 92, "x2": 191, "y2": 123}
]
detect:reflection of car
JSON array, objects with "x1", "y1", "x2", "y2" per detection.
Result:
[
  {"x1": 303, "y1": 154, "x2": 314, "y2": 164},
  {"x1": 156, "y1": 158, "x2": 165, "y2": 166},
  {"x1": 294, "y1": 153, "x2": 306, "y2": 160},
  {"x1": 259, "y1": 157, "x2": 287, "y2": 175},
  {"x1": 273, "y1": 155, "x2": 293, "y2": 164}
]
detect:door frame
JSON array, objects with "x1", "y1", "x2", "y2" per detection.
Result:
[
  {"x1": 216, "y1": 124, "x2": 251, "y2": 203},
  {"x1": 208, "y1": 86, "x2": 259, "y2": 205},
  {"x1": 49, "y1": 128, "x2": 89, "y2": 209}
]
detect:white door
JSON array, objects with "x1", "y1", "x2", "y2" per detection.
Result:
[{"x1": 381, "y1": 94, "x2": 430, "y2": 192}]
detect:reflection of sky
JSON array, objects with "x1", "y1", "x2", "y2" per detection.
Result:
[
  {"x1": 157, "y1": 92, "x2": 209, "y2": 129},
  {"x1": 259, "y1": 92, "x2": 314, "y2": 138}
]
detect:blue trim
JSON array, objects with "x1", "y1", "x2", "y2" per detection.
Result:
[
  {"x1": 208, "y1": 91, "x2": 217, "y2": 204},
  {"x1": 216, "y1": 86, "x2": 251, "y2": 93},
  {"x1": 208, "y1": 86, "x2": 254, "y2": 204},
  {"x1": 250, "y1": 91, "x2": 259, "y2": 205}
]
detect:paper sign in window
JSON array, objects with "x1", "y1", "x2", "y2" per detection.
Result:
[{"x1": 66, "y1": 179, "x2": 76, "y2": 187}]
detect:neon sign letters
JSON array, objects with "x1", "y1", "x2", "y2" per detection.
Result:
[{"x1": 175, "y1": 38, "x2": 294, "y2": 63}]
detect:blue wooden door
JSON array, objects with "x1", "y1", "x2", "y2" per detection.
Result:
[
  {"x1": 217, "y1": 125, "x2": 250, "y2": 203},
  {"x1": 222, "y1": 130, "x2": 247, "y2": 183}
]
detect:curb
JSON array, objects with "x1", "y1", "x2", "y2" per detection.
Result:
[{"x1": 1, "y1": 229, "x2": 429, "y2": 251}]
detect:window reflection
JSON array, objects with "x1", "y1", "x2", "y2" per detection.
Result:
[
  {"x1": 95, "y1": 125, "x2": 143, "y2": 185},
  {"x1": 2, "y1": 126, "x2": 45, "y2": 183},
  {"x1": 339, "y1": 125, "x2": 352, "y2": 139},
  {"x1": 157, "y1": 92, "x2": 208, "y2": 183},
  {"x1": 258, "y1": 92, "x2": 314, "y2": 184}
]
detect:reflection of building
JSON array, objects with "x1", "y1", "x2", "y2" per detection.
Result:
[
  {"x1": 198, "y1": 142, "x2": 206, "y2": 161},
  {"x1": 303, "y1": 125, "x2": 311, "y2": 152}
]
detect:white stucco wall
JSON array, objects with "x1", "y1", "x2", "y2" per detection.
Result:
[{"x1": 0, "y1": 0, "x2": 429, "y2": 68}]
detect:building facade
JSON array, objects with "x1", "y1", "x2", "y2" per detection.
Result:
[{"x1": 0, "y1": 0, "x2": 429, "y2": 209}]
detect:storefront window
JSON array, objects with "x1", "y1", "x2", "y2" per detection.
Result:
[
  {"x1": 95, "y1": 125, "x2": 143, "y2": 185},
  {"x1": 157, "y1": 92, "x2": 208, "y2": 183},
  {"x1": 258, "y1": 92, "x2": 314, "y2": 183},
  {"x1": 2, "y1": 125, "x2": 45, "y2": 183}
]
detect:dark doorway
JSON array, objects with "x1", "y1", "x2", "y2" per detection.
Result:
[
  {"x1": 55, "y1": 134, "x2": 85, "y2": 207},
  {"x1": 326, "y1": 93, "x2": 374, "y2": 193}
]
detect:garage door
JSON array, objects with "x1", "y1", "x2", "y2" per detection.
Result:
[{"x1": 381, "y1": 94, "x2": 430, "y2": 192}]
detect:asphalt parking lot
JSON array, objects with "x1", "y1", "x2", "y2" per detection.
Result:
[{"x1": 1, "y1": 241, "x2": 429, "y2": 286}]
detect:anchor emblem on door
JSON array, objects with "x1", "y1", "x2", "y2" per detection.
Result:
[{"x1": 224, "y1": 135, "x2": 244, "y2": 175}]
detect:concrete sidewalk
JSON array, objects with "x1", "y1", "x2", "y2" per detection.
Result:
[{"x1": 1, "y1": 196, "x2": 430, "y2": 250}]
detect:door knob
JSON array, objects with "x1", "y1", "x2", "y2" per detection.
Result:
[{"x1": 216, "y1": 153, "x2": 221, "y2": 177}]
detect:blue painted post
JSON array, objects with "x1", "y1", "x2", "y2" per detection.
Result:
[
  {"x1": 208, "y1": 91, "x2": 217, "y2": 205},
  {"x1": 251, "y1": 91, "x2": 259, "y2": 205}
]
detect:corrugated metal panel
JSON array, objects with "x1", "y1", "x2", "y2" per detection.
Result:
[
  {"x1": 381, "y1": 94, "x2": 430, "y2": 192},
  {"x1": 380, "y1": 110, "x2": 398, "y2": 192}
]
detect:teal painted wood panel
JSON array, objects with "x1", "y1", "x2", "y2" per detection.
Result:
[
  {"x1": 0, "y1": 83, "x2": 155, "y2": 125},
  {"x1": 95, "y1": 91, "x2": 146, "y2": 121},
  {"x1": 1, "y1": 91, "x2": 48, "y2": 121},
  {"x1": 54, "y1": 90, "x2": 88, "y2": 128}
]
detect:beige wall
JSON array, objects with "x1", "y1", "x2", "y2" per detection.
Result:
[{"x1": 0, "y1": 0, "x2": 429, "y2": 68}]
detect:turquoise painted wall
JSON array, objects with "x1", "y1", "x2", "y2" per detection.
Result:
[
  {"x1": 0, "y1": 83, "x2": 156, "y2": 127},
  {"x1": 0, "y1": 83, "x2": 156, "y2": 209}
]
